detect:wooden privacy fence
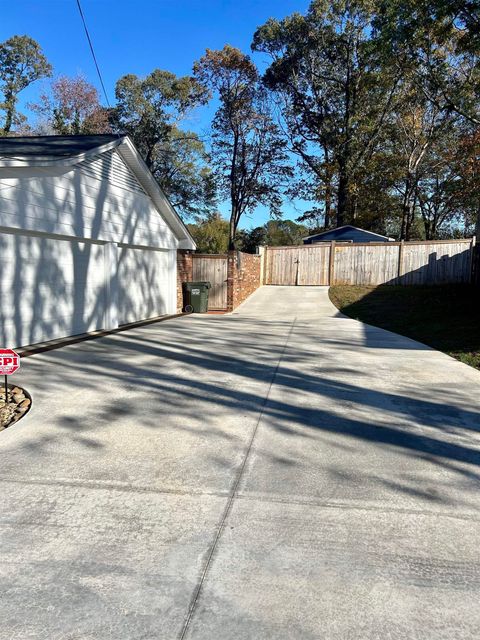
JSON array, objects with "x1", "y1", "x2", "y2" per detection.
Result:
[
  {"x1": 473, "y1": 243, "x2": 480, "y2": 287},
  {"x1": 264, "y1": 238, "x2": 475, "y2": 286},
  {"x1": 192, "y1": 254, "x2": 228, "y2": 309},
  {"x1": 264, "y1": 244, "x2": 331, "y2": 285}
]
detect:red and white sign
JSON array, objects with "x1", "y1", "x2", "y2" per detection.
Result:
[{"x1": 0, "y1": 349, "x2": 20, "y2": 375}]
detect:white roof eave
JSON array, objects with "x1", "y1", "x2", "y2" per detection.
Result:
[{"x1": 116, "y1": 138, "x2": 196, "y2": 250}]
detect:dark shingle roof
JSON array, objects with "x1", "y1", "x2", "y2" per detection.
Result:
[
  {"x1": 0, "y1": 134, "x2": 122, "y2": 160},
  {"x1": 304, "y1": 225, "x2": 392, "y2": 242}
]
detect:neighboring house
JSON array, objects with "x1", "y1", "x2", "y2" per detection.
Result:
[
  {"x1": 303, "y1": 225, "x2": 394, "y2": 244},
  {"x1": 0, "y1": 134, "x2": 195, "y2": 348}
]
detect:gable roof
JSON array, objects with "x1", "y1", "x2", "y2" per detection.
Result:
[
  {"x1": 0, "y1": 134, "x2": 195, "y2": 250},
  {"x1": 303, "y1": 225, "x2": 393, "y2": 242}
]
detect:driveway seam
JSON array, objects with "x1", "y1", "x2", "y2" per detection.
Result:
[
  {"x1": 234, "y1": 493, "x2": 480, "y2": 522},
  {"x1": 0, "y1": 476, "x2": 231, "y2": 498},
  {"x1": 178, "y1": 317, "x2": 297, "y2": 640}
]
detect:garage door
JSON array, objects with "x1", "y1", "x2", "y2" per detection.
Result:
[
  {"x1": 0, "y1": 231, "x2": 107, "y2": 348},
  {"x1": 117, "y1": 247, "x2": 174, "y2": 325}
]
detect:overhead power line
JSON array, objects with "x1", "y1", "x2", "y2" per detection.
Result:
[{"x1": 75, "y1": 0, "x2": 112, "y2": 109}]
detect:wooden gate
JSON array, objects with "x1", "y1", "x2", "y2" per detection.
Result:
[
  {"x1": 265, "y1": 245, "x2": 331, "y2": 285},
  {"x1": 192, "y1": 254, "x2": 228, "y2": 309}
]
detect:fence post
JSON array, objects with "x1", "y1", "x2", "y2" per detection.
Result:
[
  {"x1": 471, "y1": 236, "x2": 477, "y2": 285},
  {"x1": 328, "y1": 241, "x2": 336, "y2": 285},
  {"x1": 257, "y1": 245, "x2": 266, "y2": 284},
  {"x1": 397, "y1": 240, "x2": 405, "y2": 282}
]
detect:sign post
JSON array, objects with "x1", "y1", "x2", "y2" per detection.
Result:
[{"x1": 0, "y1": 349, "x2": 21, "y2": 405}]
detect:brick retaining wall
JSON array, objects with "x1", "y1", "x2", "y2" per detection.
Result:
[{"x1": 227, "y1": 251, "x2": 261, "y2": 311}]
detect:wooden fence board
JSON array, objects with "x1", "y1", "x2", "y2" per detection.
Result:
[
  {"x1": 473, "y1": 242, "x2": 480, "y2": 286},
  {"x1": 264, "y1": 239, "x2": 474, "y2": 287},
  {"x1": 334, "y1": 243, "x2": 399, "y2": 285},
  {"x1": 192, "y1": 255, "x2": 228, "y2": 309},
  {"x1": 265, "y1": 245, "x2": 330, "y2": 285},
  {"x1": 400, "y1": 242, "x2": 472, "y2": 285}
]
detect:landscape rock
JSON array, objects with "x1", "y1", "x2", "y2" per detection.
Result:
[{"x1": 0, "y1": 386, "x2": 32, "y2": 429}]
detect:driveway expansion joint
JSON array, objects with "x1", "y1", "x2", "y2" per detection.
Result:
[
  {"x1": 178, "y1": 317, "x2": 297, "y2": 640},
  {"x1": 0, "y1": 476, "x2": 231, "y2": 499}
]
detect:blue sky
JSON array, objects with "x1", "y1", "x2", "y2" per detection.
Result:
[{"x1": 1, "y1": 0, "x2": 313, "y2": 229}]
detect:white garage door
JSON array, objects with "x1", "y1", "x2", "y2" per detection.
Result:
[
  {"x1": 0, "y1": 231, "x2": 107, "y2": 348},
  {"x1": 117, "y1": 246, "x2": 174, "y2": 325}
]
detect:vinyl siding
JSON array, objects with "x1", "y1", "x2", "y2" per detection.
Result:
[
  {"x1": 0, "y1": 230, "x2": 107, "y2": 347},
  {"x1": 117, "y1": 247, "x2": 176, "y2": 324},
  {"x1": 0, "y1": 149, "x2": 178, "y2": 249},
  {"x1": 0, "y1": 148, "x2": 179, "y2": 347}
]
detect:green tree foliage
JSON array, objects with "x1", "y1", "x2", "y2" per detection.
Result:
[
  {"x1": 373, "y1": 0, "x2": 480, "y2": 238},
  {"x1": 29, "y1": 75, "x2": 111, "y2": 134},
  {"x1": 253, "y1": 0, "x2": 402, "y2": 228},
  {"x1": 148, "y1": 128, "x2": 217, "y2": 219},
  {"x1": 114, "y1": 69, "x2": 215, "y2": 218},
  {"x1": 238, "y1": 219, "x2": 309, "y2": 252},
  {"x1": 114, "y1": 70, "x2": 208, "y2": 167},
  {"x1": 186, "y1": 213, "x2": 230, "y2": 253},
  {"x1": 236, "y1": 226, "x2": 267, "y2": 253},
  {"x1": 448, "y1": 129, "x2": 480, "y2": 238},
  {"x1": 373, "y1": 0, "x2": 480, "y2": 125},
  {"x1": 0, "y1": 35, "x2": 52, "y2": 133},
  {"x1": 194, "y1": 45, "x2": 292, "y2": 248},
  {"x1": 253, "y1": 0, "x2": 479, "y2": 240}
]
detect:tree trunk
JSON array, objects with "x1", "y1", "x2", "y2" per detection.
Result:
[
  {"x1": 400, "y1": 186, "x2": 409, "y2": 240},
  {"x1": 145, "y1": 145, "x2": 155, "y2": 170},
  {"x1": 405, "y1": 199, "x2": 415, "y2": 241},
  {"x1": 323, "y1": 149, "x2": 333, "y2": 229},
  {"x1": 424, "y1": 219, "x2": 432, "y2": 240},
  {"x1": 337, "y1": 166, "x2": 348, "y2": 227},
  {"x1": 228, "y1": 213, "x2": 236, "y2": 250},
  {"x1": 2, "y1": 93, "x2": 15, "y2": 134},
  {"x1": 350, "y1": 193, "x2": 358, "y2": 221},
  {"x1": 405, "y1": 189, "x2": 417, "y2": 240},
  {"x1": 430, "y1": 219, "x2": 437, "y2": 240},
  {"x1": 419, "y1": 201, "x2": 432, "y2": 240},
  {"x1": 401, "y1": 175, "x2": 416, "y2": 240},
  {"x1": 324, "y1": 204, "x2": 331, "y2": 229}
]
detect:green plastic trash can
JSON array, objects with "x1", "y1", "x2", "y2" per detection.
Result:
[{"x1": 183, "y1": 281, "x2": 211, "y2": 313}]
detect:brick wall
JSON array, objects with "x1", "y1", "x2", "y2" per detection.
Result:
[
  {"x1": 177, "y1": 250, "x2": 193, "y2": 312},
  {"x1": 177, "y1": 249, "x2": 262, "y2": 313},
  {"x1": 227, "y1": 250, "x2": 261, "y2": 311}
]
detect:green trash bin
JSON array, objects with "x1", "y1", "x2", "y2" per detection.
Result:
[{"x1": 183, "y1": 281, "x2": 211, "y2": 313}]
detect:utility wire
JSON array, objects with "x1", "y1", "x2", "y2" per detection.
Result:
[{"x1": 75, "y1": 0, "x2": 112, "y2": 109}]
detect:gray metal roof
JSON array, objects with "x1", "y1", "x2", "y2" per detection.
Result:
[{"x1": 0, "y1": 134, "x2": 122, "y2": 160}]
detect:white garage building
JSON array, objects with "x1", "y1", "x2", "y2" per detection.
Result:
[{"x1": 0, "y1": 134, "x2": 195, "y2": 348}]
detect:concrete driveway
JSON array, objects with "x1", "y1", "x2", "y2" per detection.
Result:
[{"x1": 1, "y1": 286, "x2": 480, "y2": 639}]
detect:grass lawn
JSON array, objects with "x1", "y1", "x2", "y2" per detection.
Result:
[{"x1": 329, "y1": 284, "x2": 480, "y2": 370}]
